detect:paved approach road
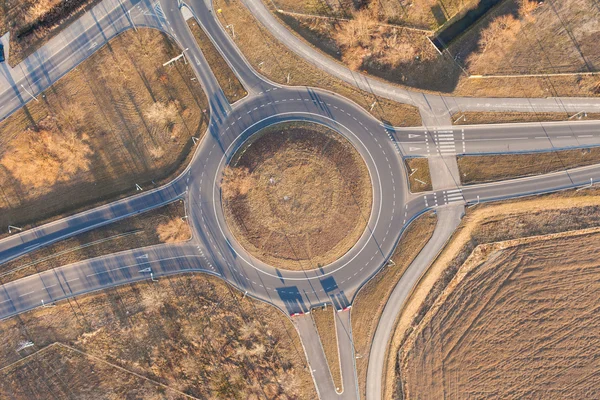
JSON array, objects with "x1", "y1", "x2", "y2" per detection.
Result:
[{"x1": 1, "y1": 0, "x2": 600, "y2": 399}]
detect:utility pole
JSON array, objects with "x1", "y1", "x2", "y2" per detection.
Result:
[
  {"x1": 8, "y1": 225, "x2": 22, "y2": 234},
  {"x1": 20, "y1": 84, "x2": 38, "y2": 102},
  {"x1": 226, "y1": 24, "x2": 235, "y2": 38}
]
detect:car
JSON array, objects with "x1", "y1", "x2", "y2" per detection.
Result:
[{"x1": 0, "y1": 44, "x2": 4, "y2": 63}]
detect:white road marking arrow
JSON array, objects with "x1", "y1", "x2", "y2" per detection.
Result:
[
  {"x1": 136, "y1": 254, "x2": 149, "y2": 260},
  {"x1": 88, "y1": 42, "x2": 97, "y2": 50},
  {"x1": 194, "y1": 56, "x2": 201, "y2": 65},
  {"x1": 139, "y1": 267, "x2": 151, "y2": 273}
]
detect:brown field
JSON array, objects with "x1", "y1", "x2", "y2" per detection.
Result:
[
  {"x1": 213, "y1": 0, "x2": 422, "y2": 127},
  {"x1": 453, "y1": 111, "x2": 600, "y2": 125},
  {"x1": 263, "y1": 0, "x2": 600, "y2": 96},
  {"x1": 0, "y1": 0, "x2": 99, "y2": 66},
  {"x1": 0, "y1": 29, "x2": 208, "y2": 236},
  {"x1": 405, "y1": 157, "x2": 432, "y2": 192},
  {"x1": 456, "y1": 0, "x2": 600, "y2": 76},
  {"x1": 400, "y1": 228, "x2": 600, "y2": 399},
  {"x1": 0, "y1": 273, "x2": 316, "y2": 399},
  {"x1": 268, "y1": 0, "x2": 474, "y2": 30},
  {"x1": 312, "y1": 306, "x2": 342, "y2": 391},
  {"x1": 221, "y1": 122, "x2": 372, "y2": 270},
  {"x1": 385, "y1": 188, "x2": 600, "y2": 399},
  {"x1": 352, "y1": 211, "x2": 437, "y2": 398},
  {"x1": 0, "y1": 344, "x2": 189, "y2": 399},
  {"x1": 187, "y1": 19, "x2": 247, "y2": 103},
  {"x1": 458, "y1": 147, "x2": 600, "y2": 185},
  {"x1": 0, "y1": 201, "x2": 190, "y2": 284}
]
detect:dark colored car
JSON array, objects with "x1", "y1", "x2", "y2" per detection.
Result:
[{"x1": 0, "y1": 44, "x2": 4, "y2": 63}]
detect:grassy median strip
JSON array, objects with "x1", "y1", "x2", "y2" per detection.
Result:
[
  {"x1": 0, "y1": 273, "x2": 316, "y2": 399},
  {"x1": 351, "y1": 211, "x2": 437, "y2": 398},
  {"x1": 187, "y1": 19, "x2": 247, "y2": 103},
  {"x1": 312, "y1": 306, "x2": 343, "y2": 392},
  {"x1": 458, "y1": 147, "x2": 600, "y2": 185},
  {"x1": 0, "y1": 201, "x2": 190, "y2": 283},
  {"x1": 0, "y1": 28, "x2": 209, "y2": 237},
  {"x1": 213, "y1": 0, "x2": 422, "y2": 127},
  {"x1": 405, "y1": 157, "x2": 432, "y2": 192},
  {"x1": 387, "y1": 188, "x2": 600, "y2": 400},
  {"x1": 452, "y1": 111, "x2": 600, "y2": 125}
]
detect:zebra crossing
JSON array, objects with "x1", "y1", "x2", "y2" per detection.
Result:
[
  {"x1": 434, "y1": 130, "x2": 456, "y2": 154},
  {"x1": 422, "y1": 188, "x2": 464, "y2": 208}
]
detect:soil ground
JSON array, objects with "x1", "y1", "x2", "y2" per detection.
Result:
[
  {"x1": 386, "y1": 187, "x2": 600, "y2": 399},
  {"x1": 263, "y1": 0, "x2": 600, "y2": 97},
  {"x1": 0, "y1": 200, "x2": 190, "y2": 284},
  {"x1": 312, "y1": 306, "x2": 342, "y2": 392},
  {"x1": 0, "y1": 273, "x2": 316, "y2": 399},
  {"x1": 0, "y1": 0, "x2": 100, "y2": 66},
  {"x1": 221, "y1": 122, "x2": 372, "y2": 270},
  {"x1": 458, "y1": 147, "x2": 600, "y2": 185},
  {"x1": 400, "y1": 227, "x2": 600, "y2": 399},
  {"x1": 269, "y1": 0, "x2": 474, "y2": 30},
  {"x1": 453, "y1": 111, "x2": 600, "y2": 125},
  {"x1": 187, "y1": 19, "x2": 247, "y2": 104},
  {"x1": 352, "y1": 211, "x2": 437, "y2": 398},
  {"x1": 0, "y1": 29, "x2": 208, "y2": 238},
  {"x1": 213, "y1": 0, "x2": 422, "y2": 127},
  {"x1": 405, "y1": 158, "x2": 432, "y2": 192}
]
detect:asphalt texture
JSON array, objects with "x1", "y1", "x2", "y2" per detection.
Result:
[{"x1": 1, "y1": 1, "x2": 600, "y2": 399}]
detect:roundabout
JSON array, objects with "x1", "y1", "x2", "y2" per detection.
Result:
[{"x1": 220, "y1": 121, "x2": 373, "y2": 271}]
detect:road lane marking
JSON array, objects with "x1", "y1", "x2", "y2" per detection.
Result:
[
  {"x1": 19, "y1": 291, "x2": 35, "y2": 297},
  {"x1": 65, "y1": 277, "x2": 80, "y2": 283}
]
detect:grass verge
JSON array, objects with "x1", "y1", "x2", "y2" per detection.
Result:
[
  {"x1": 458, "y1": 147, "x2": 600, "y2": 185},
  {"x1": 212, "y1": 0, "x2": 422, "y2": 127},
  {"x1": 0, "y1": 273, "x2": 316, "y2": 399},
  {"x1": 187, "y1": 19, "x2": 247, "y2": 103},
  {"x1": 0, "y1": 28, "x2": 209, "y2": 239},
  {"x1": 405, "y1": 157, "x2": 432, "y2": 192},
  {"x1": 312, "y1": 306, "x2": 342, "y2": 392},
  {"x1": 351, "y1": 211, "x2": 437, "y2": 398},
  {"x1": 452, "y1": 111, "x2": 600, "y2": 125},
  {"x1": 385, "y1": 187, "x2": 600, "y2": 399},
  {"x1": 0, "y1": 200, "x2": 190, "y2": 283}
]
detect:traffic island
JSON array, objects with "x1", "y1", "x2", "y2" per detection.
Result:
[{"x1": 221, "y1": 121, "x2": 373, "y2": 270}]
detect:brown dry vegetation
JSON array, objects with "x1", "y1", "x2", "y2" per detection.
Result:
[
  {"x1": 0, "y1": 273, "x2": 316, "y2": 399},
  {"x1": 0, "y1": 344, "x2": 189, "y2": 399},
  {"x1": 214, "y1": 0, "x2": 422, "y2": 127},
  {"x1": 385, "y1": 188, "x2": 600, "y2": 399},
  {"x1": 267, "y1": 0, "x2": 600, "y2": 96},
  {"x1": 0, "y1": 0, "x2": 100, "y2": 66},
  {"x1": 0, "y1": 201, "x2": 189, "y2": 283},
  {"x1": 270, "y1": 0, "x2": 474, "y2": 30},
  {"x1": 405, "y1": 157, "x2": 432, "y2": 192},
  {"x1": 222, "y1": 122, "x2": 372, "y2": 270},
  {"x1": 187, "y1": 19, "x2": 247, "y2": 103},
  {"x1": 452, "y1": 111, "x2": 600, "y2": 125},
  {"x1": 0, "y1": 29, "x2": 208, "y2": 236},
  {"x1": 312, "y1": 306, "x2": 342, "y2": 392},
  {"x1": 458, "y1": 147, "x2": 600, "y2": 185},
  {"x1": 400, "y1": 227, "x2": 600, "y2": 399},
  {"x1": 352, "y1": 211, "x2": 437, "y2": 398}
]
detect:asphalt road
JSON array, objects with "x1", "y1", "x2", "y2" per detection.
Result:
[{"x1": 1, "y1": 0, "x2": 600, "y2": 399}]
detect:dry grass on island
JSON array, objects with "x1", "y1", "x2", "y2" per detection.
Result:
[
  {"x1": 0, "y1": 274, "x2": 316, "y2": 399},
  {"x1": 221, "y1": 122, "x2": 372, "y2": 270},
  {"x1": 0, "y1": 28, "x2": 209, "y2": 236}
]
